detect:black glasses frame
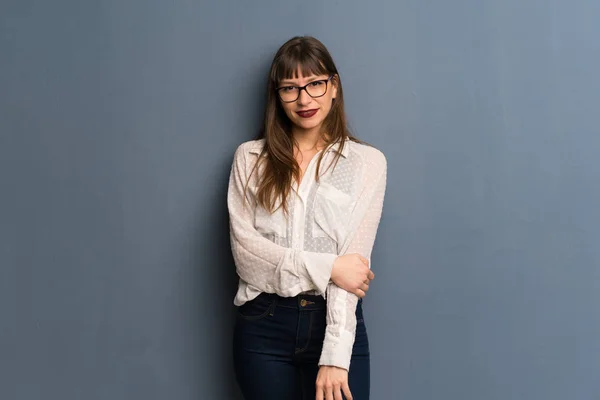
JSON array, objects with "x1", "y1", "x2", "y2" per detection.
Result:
[{"x1": 276, "y1": 75, "x2": 334, "y2": 103}]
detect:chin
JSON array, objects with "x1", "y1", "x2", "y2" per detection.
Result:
[{"x1": 294, "y1": 119, "x2": 323, "y2": 131}]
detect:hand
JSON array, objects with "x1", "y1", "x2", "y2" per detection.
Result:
[
  {"x1": 316, "y1": 365, "x2": 352, "y2": 400},
  {"x1": 330, "y1": 254, "x2": 375, "y2": 298}
]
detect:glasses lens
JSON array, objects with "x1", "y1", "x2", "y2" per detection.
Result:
[
  {"x1": 277, "y1": 80, "x2": 329, "y2": 102},
  {"x1": 278, "y1": 87, "x2": 299, "y2": 102},
  {"x1": 305, "y1": 81, "x2": 327, "y2": 98}
]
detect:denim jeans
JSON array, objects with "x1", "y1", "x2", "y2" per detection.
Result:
[{"x1": 233, "y1": 292, "x2": 370, "y2": 400}]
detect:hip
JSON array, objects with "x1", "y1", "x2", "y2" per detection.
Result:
[{"x1": 233, "y1": 292, "x2": 369, "y2": 359}]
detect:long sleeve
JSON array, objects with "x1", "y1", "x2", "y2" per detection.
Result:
[
  {"x1": 318, "y1": 151, "x2": 387, "y2": 370},
  {"x1": 228, "y1": 143, "x2": 337, "y2": 300}
]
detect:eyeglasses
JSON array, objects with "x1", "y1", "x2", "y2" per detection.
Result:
[{"x1": 276, "y1": 75, "x2": 334, "y2": 103}]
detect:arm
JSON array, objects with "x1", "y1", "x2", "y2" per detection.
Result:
[
  {"x1": 318, "y1": 151, "x2": 387, "y2": 370},
  {"x1": 228, "y1": 143, "x2": 337, "y2": 297}
]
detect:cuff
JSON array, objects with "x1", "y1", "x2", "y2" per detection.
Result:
[
  {"x1": 300, "y1": 252, "x2": 337, "y2": 295},
  {"x1": 317, "y1": 329, "x2": 356, "y2": 371}
]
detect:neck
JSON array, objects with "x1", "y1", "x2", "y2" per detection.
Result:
[{"x1": 292, "y1": 125, "x2": 327, "y2": 152}]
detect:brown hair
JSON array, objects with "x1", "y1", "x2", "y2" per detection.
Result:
[{"x1": 248, "y1": 36, "x2": 362, "y2": 215}]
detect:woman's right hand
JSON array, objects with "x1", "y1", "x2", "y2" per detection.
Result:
[{"x1": 330, "y1": 254, "x2": 375, "y2": 298}]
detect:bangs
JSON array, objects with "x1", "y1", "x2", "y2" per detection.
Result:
[{"x1": 272, "y1": 48, "x2": 330, "y2": 83}]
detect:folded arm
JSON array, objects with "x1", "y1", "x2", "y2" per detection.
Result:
[
  {"x1": 228, "y1": 143, "x2": 337, "y2": 297},
  {"x1": 318, "y1": 150, "x2": 387, "y2": 370}
]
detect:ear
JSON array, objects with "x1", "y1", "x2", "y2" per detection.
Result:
[{"x1": 331, "y1": 74, "x2": 339, "y2": 99}]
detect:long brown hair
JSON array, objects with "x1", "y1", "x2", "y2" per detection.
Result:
[{"x1": 248, "y1": 36, "x2": 362, "y2": 215}]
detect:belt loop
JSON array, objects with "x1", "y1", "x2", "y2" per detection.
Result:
[{"x1": 268, "y1": 296, "x2": 277, "y2": 317}]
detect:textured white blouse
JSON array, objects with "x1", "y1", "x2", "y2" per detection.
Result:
[{"x1": 227, "y1": 137, "x2": 387, "y2": 370}]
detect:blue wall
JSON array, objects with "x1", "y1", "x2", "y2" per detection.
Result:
[{"x1": 2, "y1": 1, "x2": 599, "y2": 399}]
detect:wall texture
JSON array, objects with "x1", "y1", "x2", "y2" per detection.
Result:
[{"x1": 2, "y1": 1, "x2": 599, "y2": 399}]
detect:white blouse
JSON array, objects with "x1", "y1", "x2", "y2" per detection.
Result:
[{"x1": 227, "y1": 137, "x2": 387, "y2": 370}]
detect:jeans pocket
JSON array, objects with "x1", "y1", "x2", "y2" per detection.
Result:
[{"x1": 236, "y1": 295, "x2": 274, "y2": 321}]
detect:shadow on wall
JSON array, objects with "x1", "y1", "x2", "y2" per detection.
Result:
[
  {"x1": 186, "y1": 56, "x2": 270, "y2": 399},
  {"x1": 186, "y1": 159, "x2": 245, "y2": 399}
]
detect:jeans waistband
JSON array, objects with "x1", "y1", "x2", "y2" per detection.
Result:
[{"x1": 258, "y1": 292, "x2": 362, "y2": 311}]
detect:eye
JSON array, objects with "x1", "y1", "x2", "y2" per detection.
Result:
[
  {"x1": 309, "y1": 81, "x2": 325, "y2": 87},
  {"x1": 280, "y1": 86, "x2": 296, "y2": 92}
]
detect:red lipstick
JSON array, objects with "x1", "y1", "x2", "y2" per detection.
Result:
[{"x1": 296, "y1": 109, "x2": 318, "y2": 118}]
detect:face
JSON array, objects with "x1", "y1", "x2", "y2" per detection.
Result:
[{"x1": 277, "y1": 70, "x2": 338, "y2": 134}]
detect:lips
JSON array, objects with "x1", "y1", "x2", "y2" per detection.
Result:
[{"x1": 296, "y1": 109, "x2": 318, "y2": 118}]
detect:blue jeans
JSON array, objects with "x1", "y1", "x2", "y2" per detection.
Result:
[{"x1": 233, "y1": 292, "x2": 370, "y2": 400}]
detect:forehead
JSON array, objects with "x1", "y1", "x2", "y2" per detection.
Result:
[{"x1": 275, "y1": 55, "x2": 329, "y2": 83}]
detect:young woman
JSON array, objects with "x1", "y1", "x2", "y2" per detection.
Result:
[{"x1": 227, "y1": 36, "x2": 387, "y2": 400}]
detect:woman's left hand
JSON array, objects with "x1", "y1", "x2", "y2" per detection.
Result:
[{"x1": 315, "y1": 365, "x2": 352, "y2": 400}]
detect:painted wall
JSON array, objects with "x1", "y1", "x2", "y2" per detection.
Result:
[{"x1": 2, "y1": 1, "x2": 599, "y2": 398}]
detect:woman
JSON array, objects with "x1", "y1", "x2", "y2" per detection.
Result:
[{"x1": 227, "y1": 36, "x2": 387, "y2": 400}]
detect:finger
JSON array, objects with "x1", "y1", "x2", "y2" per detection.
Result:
[
  {"x1": 368, "y1": 270, "x2": 375, "y2": 280},
  {"x1": 326, "y1": 385, "x2": 334, "y2": 400},
  {"x1": 355, "y1": 289, "x2": 366, "y2": 298},
  {"x1": 360, "y1": 283, "x2": 369, "y2": 293},
  {"x1": 316, "y1": 385, "x2": 324, "y2": 400},
  {"x1": 342, "y1": 381, "x2": 353, "y2": 400},
  {"x1": 358, "y1": 255, "x2": 369, "y2": 266},
  {"x1": 334, "y1": 385, "x2": 344, "y2": 400}
]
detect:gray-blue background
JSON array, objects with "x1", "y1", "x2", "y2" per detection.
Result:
[{"x1": 2, "y1": 1, "x2": 599, "y2": 399}]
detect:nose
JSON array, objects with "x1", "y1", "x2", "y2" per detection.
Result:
[{"x1": 297, "y1": 87, "x2": 312, "y2": 105}]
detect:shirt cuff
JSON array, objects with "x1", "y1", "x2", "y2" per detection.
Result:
[
  {"x1": 300, "y1": 252, "x2": 337, "y2": 295},
  {"x1": 318, "y1": 329, "x2": 355, "y2": 371}
]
